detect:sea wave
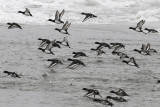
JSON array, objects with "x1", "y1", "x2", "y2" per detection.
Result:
[{"x1": 0, "y1": 0, "x2": 160, "y2": 25}]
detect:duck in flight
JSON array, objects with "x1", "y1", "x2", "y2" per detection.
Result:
[
  {"x1": 95, "y1": 42, "x2": 111, "y2": 50},
  {"x1": 106, "y1": 96, "x2": 128, "y2": 102},
  {"x1": 55, "y1": 21, "x2": 71, "y2": 35},
  {"x1": 38, "y1": 40, "x2": 58, "y2": 55},
  {"x1": 134, "y1": 44, "x2": 150, "y2": 55},
  {"x1": 47, "y1": 59, "x2": 63, "y2": 68},
  {"x1": 7, "y1": 22, "x2": 22, "y2": 29},
  {"x1": 116, "y1": 52, "x2": 130, "y2": 59},
  {"x1": 93, "y1": 97, "x2": 113, "y2": 107},
  {"x1": 112, "y1": 45, "x2": 124, "y2": 55},
  {"x1": 81, "y1": 12, "x2": 97, "y2": 22},
  {"x1": 129, "y1": 20, "x2": 146, "y2": 34},
  {"x1": 144, "y1": 28, "x2": 158, "y2": 33},
  {"x1": 56, "y1": 37, "x2": 70, "y2": 48},
  {"x1": 110, "y1": 42, "x2": 125, "y2": 49},
  {"x1": 110, "y1": 88, "x2": 129, "y2": 96},
  {"x1": 38, "y1": 38, "x2": 51, "y2": 48},
  {"x1": 48, "y1": 9, "x2": 64, "y2": 24},
  {"x1": 4, "y1": 71, "x2": 21, "y2": 78},
  {"x1": 67, "y1": 58, "x2": 85, "y2": 69},
  {"x1": 122, "y1": 57, "x2": 139, "y2": 68},
  {"x1": 91, "y1": 48, "x2": 105, "y2": 56},
  {"x1": 18, "y1": 8, "x2": 32, "y2": 16},
  {"x1": 72, "y1": 52, "x2": 87, "y2": 58},
  {"x1": 82, "y1": 88, "x2": 102, "y2": 98}
]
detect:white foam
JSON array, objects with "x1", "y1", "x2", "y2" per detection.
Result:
[{"x1": 0, "y1": 0, "x2": 160, "y2": 25}]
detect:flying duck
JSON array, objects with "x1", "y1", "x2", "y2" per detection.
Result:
[
  {"x1": 122, "y1": 57, "x2": 139, "y2": 68},
  {"x1": 145, "y1": 43, "x2": 157, "y2": 53},
  {"x1": 55, "y1": 21, "x2": 71, "y2": 35},
  {"x1": 4, "y1": 71, "x2": 21, "y2": 78},
  {"x1": 18, "y1": 8, "x2": 32, "y2": 16},
  {"x1": 72, "y1": 52, "x2": 87, "y2": 58},
  {"x1": 93, "y1": 98, "x2": 113, "y2": 107},
  {"x1": 38, "y1": 38, "x2": 51, "y2": 48},
  {"x1": 110, "y1": 89, "x2": 129, "y2": 96},
  {"x1": 106, "y1": 96, "x2": 128, "y2": 102},
  {"x1": 38, "y1": 40, "x2": 57, "y2": 55},
  {"x1": 116, "y1": 52, "x2": 130, "y2": 59},
  {"x1": 56, "y1": 37, "x2": 70, "y2": 48},
  {"x1": 95, "y1": 42, "x2": 111, "y2": 50},
  {"x1": 82, "y1": 88, "x2": 102, "y2": 98},
  {"x1": 129, "y1": 20, "x2": 146, "y2": 34},
  {"x1": 47, "y1": 59, "x2": 63, "y2": 68},
  {"x1": 81, "y1": 12, "x2": 97, "y2": 22},
  {"x1": 67, "y1": 58, "x2": 85, "y2": 69},
  {"x1": 110, "y1": 43, "x2": 125, "y2": 49},
  {"x1": 7, "y1": 22, "x2": 22, "y2": 29},
  {"x1": 112, "y1": 45, "x2": 124, "y2": 55},
  {"x1": 48, "y1": 9, "x2": 64, "y2": 24},
  {"x1": 144, "y1": 28, "x2": 158, "y2": 33},
  {"x1": 91, "y1": 48, "x2": 105, "y2": 56}
]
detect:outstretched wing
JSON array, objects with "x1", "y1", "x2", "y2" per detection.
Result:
[
  {"x1": 141, "y1": 44, "x2": 146, "y2": 51},
  {"x1": 25, "y1": 8, "x2": 30, "y2": 13},
  {"x1": 129, "y1": 57, "x2": 136, "y2": 64},
  {"x1": 82, "y1": 15, "x2": 91, "y2": 22},
  {"x1": 146, "y1": 43, "x2": 150, "y2": 51},
  {"x1": 66, "y1": 22, "x2": 71, "y2": 30},
  {"x1": 55, "y1": 10, "x2": 60, "y2": 20},
  {"x1": 136, "y1": 20, "x2": 145, "y2": 30},
  {"x1": 62, "y1": 21, "x2": 70, "y2": 30},
  {"x1": 45, "y1": 40, "x2": 56, "y2": 51},
  {"x1": 59, "y1": 9, "x2": 65, "y2": 19}
]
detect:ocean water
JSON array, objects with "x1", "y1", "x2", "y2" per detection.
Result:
[
  {"x1": 0, "y1": 0, "x2": 160, "y2": 25},
  {"x1": 0, "y1": 1, "x2": 160, "y2": 107}
]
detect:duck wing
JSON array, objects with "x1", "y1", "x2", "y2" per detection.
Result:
[
  {"x1": 136, "y1": 20, "x2": 145, "y2": 30},
  {"x1": 59, "y1": 9, "x2": 65, "y2": 19},
  {"x1": 62, "y1": 21, "x2": 69, "y2": 30},
  {"x1": 55, "y1": 10, "x2": 60, "y2": 20},
  {"x1": 82, "y1": 15, "x2": 91, "y2": 22}
]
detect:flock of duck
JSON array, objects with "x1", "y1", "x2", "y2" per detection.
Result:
[{"x1": 3, "y1": 8, "x2": 159, "y2": 106}]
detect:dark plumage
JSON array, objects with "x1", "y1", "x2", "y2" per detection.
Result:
[
  {"x1": 110, "y1": 89, "x2": 129, "y2": 96},
  {"x1": 116, "y1": 52, "x2": 130, "y2": 59},
  {"x1": 144, "y1": 28, "x2": 158, "y2": 33},
  {"x1": 82, "y1": 88, "x2": 102, "y2": 98},
  {"x1": 4, "y1": 71, "x2": 21, "y2": 78},
  {"x1": 56, "y1": 37, "x2": 70, "y2": 48},
  {"x1": 134, "y1": 49, "x2": 150, "y2": 55},
  {"x1": 55, "y1": 21, "x2": 71, "y2": 35},
  {"x1": 93, "y1": 98, "x2": 113, "y2": 107},
  {"x1": 72, "y1": 52, "x2": 87, "y2": 58},
  {"x1": 106, "y1": 96, "x2": 128, "y2": 102},
  {"x1": 38, "y1": 40, "x2": 58, "y2": 55},
  {"x1": 110, "y1": 43, "x2": 125, "y2": 49},
  {"x1": 91, "y1": 48, "x2": 105, "y2": 56},
  {"x1": 122, "y1": 57, "x2": 139, "y2": 68},
  {"x1": 67, "y1": 58, "x2": 85, "y2": 69},
  {"x1": 47, "y1": 59, "x2": 63, "y2": 68},
  {"x1": 81, "y1": 12, "x2": 97, "y2": 22},
  {"x1": 38, "y1": 38, "x2": 51, "y2": 47},
  {"x1": 18, "y1": 8, "x2": 32, "y2": 16},
  {"x1": 95, "y1": 42, "x2": 111, "y2": 50},
  {"x1": 48, "y1": 9, "x2": 64, "y2": 24},
  {"x1": 129, "y1": 20, "x2": 146, "y2": 34},
  {"x1": 7, "y1": 22, "x2": 22, "y2": 29}
]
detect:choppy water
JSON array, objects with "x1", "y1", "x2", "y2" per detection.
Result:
[
  {"x1": 1, "y1": 0, "x2": 160, "y2": 24},
  {"x1": 0, "y1": 23, "x2": 160, "y2": 107}
]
